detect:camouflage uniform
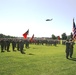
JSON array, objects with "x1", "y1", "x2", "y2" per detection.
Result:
[
  {"x1": 69, "y1": 40, "x2": 74, "y2": 58},
  {"x1": 65, "y1": 40, "x2": 70, "y2": 59},
  {"x1": 19, "y1": 40, "x2": 25, "y2": 54},
  {"x1": 0, "y1": 39, "x2": 5, "y2": 52}
]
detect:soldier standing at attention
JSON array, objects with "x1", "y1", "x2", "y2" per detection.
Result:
[
  {"x1": 65, "y1": 39, "x2": 70, "y2": 59},
  {"x1": 6, "y1": 39, "x2": 10, "y2": 52},
  {"x1": 0, "y1": 39, "x2": 5, "y2": 52},
  {"x1": 69, "y1": 39, "x2": 75, "y2": 58},
  {"x1": 25, "y1": 40, "x2": 29, "y2": 49},
  {"x1": 16, "y1": 39, "x2": 20, "y2": 51},
  {"x1": 19, "y1": 39, "x2": 25, "y2": 54},
  {"x1": 11, "y1": 39, "x2": 16, "y2": 51}
]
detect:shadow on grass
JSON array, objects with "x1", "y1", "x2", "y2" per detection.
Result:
[
  {"x1": 68, "y1": 58, "x2": 76, "y2": 61},
  {"x1": 32, "y1": 47, "x2": 38, "y2": 49},
  {"x1": 28, "y1": 53, "x2": 35, "y2": 55}
]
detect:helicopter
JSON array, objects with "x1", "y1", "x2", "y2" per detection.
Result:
[{"x1": 46, "y1": 18, "x2": 53, "y2": 21}]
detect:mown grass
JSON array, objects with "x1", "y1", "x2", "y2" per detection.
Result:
[{"x1": 0, "y1": 44, "x2": 76, "y2": 75}]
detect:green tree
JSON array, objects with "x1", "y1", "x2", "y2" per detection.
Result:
[
  {"x1": 51, "y1": 34, "x2": 57, "y2": 39},
  {"x1": 61, "y1": 33, "x2": 67, "y2": 40}
]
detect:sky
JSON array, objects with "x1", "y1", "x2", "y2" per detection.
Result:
[{"x1": 0, "y1": 0, "x2": 76, "y2": 37}]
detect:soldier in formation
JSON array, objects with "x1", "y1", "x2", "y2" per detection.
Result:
[{"x1": 0, "y1": 38, "x2": 28, "y2": 54}]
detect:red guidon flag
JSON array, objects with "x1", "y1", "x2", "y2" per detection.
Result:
[
  {"x1": 58, "y1": 36, "x2": 60, "y2": 40},
  {"x1": 23, "y1": 29, "x2": 29, "y2": 39},
  {"x1": 30, "y1": 34, "x2": 34, "y2": 42}
]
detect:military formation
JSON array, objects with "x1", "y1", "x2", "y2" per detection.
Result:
[
  {"x1": 0, "y1": 38, "x2": 60, "y2": 54},
  {"x1": 0, "y1": 38, "x2": 75, "y2": 59},
  {"x1": 0, "y1": 38, "x2": 29, "y2": 54},
  {"x1": 30, "y1": 39, "x2": 60, "y2": 46}
]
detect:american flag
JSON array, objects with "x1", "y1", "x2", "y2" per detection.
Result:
[{"x1": 73, "y1": 18, "x2": 76, "y2": 40}]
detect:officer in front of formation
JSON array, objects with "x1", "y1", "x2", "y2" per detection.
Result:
[
  {"x1": 65, "y1": 39, "x2": 70, "y2": 59},
  {"x1": 65, "y1": 39, "x2": 75, "y2": 59},
  {"x1": 69, "y1": 39, "x2": 75, "y2": 58}
]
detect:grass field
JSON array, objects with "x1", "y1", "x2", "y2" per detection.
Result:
[{"x1": 0, "y1": 44, "x2": 76, "y2": 75}]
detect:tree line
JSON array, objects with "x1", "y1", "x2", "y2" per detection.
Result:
[
  {"x1": 0, "y1": 32, "x2": 73, "y2": 40},
  {"x1": 0, "y1": 33, "x2": 16, "y2": 38},
  {"x1": 51, "y1": 32, "x2": 73, "y2": 40}
]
